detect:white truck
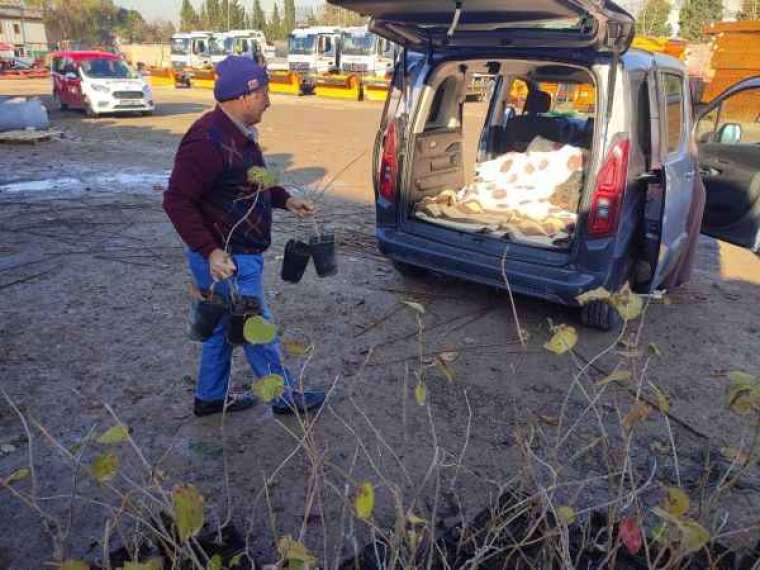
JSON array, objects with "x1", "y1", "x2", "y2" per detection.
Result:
[
  {"x1": 170, "y1": 31, "x2": 213, "y2": 86},
  {"x1": 339, "y1": 26, "x2": 396, "y2": 76},
  {"x1": 221, "y1": 30, "x2": 268, "y2": 65},
  {"x1": 287, "y1": 26, "x2": 342, "y2": 89}
]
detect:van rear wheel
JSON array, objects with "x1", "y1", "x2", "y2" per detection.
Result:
[{"x1": 580, "y1": 300, "x2": 622, "y2": 332}]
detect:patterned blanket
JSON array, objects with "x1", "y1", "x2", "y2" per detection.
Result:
[{"x1": 415, "y1": 137, "x2": 587, "y2": 242}]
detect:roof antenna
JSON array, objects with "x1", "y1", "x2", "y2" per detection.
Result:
[{"x1": 447, "y1": 1, "x2": 462, "y2": 37}]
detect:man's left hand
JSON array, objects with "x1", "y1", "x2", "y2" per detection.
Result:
[{"x1": 286, "y1": 197, "x2": 316, "y2": 218}]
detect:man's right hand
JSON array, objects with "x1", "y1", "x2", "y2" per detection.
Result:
[{"x1": 209, "y1": 249, "x2": 237, "y2": 281}]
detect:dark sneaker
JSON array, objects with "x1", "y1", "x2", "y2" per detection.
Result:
[
  {"x1": 272, "y1": 390, "x2": 326, "y2": 415},
  {"x1": 194, "y1": 393, "x2": 257, "y2": 417}
]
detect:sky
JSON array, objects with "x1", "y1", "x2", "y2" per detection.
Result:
[{"x1": 115, "y1": 0, "x2": 320, "y2": 24}]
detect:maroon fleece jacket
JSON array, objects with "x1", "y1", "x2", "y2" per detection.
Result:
[{"x1": 163, "y1": 106, "x2": 290, "y2": 257}]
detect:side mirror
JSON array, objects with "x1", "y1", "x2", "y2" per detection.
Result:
[{"x1": 716, "y1": 123, "x2": 742, "y2": 144}]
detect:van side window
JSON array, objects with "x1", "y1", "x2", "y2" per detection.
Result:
[
  {"x1": 662, "y1": 73, "x2": 684, "y2": 154},
  {"x1": 425, "y1": 77, "x2": 461, "y2": 131},
  {"x1": 635, "y1": 78, "x2": 652, "y2": 169}
]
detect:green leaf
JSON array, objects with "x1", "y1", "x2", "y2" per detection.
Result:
[
  {"x1": 90, "y1": 452, "x2": 119, "y2": 483},
  {"x1": 557, "y1": 505, "x2": 576, "y2": 525},
  {"x1": 726, "y1": 374, "x2": 760, "y2": 414},
  {"x1": 355, "y1": 481, "x2": 375, "y2": 521},
  {"x1": 277, "y1": 535, "x2": 317, "y2": 568},
  {"x1": 648, "y1": 343, "x2": 663, "y2": 357},
  {"x1": 243, "y1": 316, "x2": 277, "y2": 345},
  {"x1": 728, "y1": 371, "x2": 756, "y2": 384},
  {"x1": 206, "y1": 554, "x2": 222, "y2": 570},
  {"x1": 402, "y1": 300, "x2": 426, "y2": 314},
  {"x1": 680, "y1": 519, "x2": 710, "y2": 554},
  {"x1": 663, "y1": 487, "x2": 690, "y2": 518},
  {"x1": 610, "y1": 284, "x2": 643, "y2": 321},
  {"x1": 96, "y1": 424, "x2": 129, "y2": 445},
  {"x1": 435, "y1": 356, "x2": 456, "y2": 382},
  {"x1": 2, "y1": 467, "x2": 30, "y2": 486},
  {"x1": 282, "y1": 338, "x2": 310, "y2": 357},
  {"x1": 407, "y1": 513, "x2": 427, "y2": 525},
  {"x1": 247, "y1": 166, "x2": 279, "y2": 188},
  {"x1": 228, "y1": 553, "x2": 245, "y2": 568},
  {"x1": 596, "y1": 369, "x2": 632, "y2": 386},
  {"x1": 575, "y1": 287, "x2": 611, "y2": 305},
  {"x1": 61, "y1": 561, "x2": 90, "y2": 570},
  {"x1": 252, "y1": 374, "x2": 286, "y2": 403},
  {"x1": 652, "y1": 385, "x2": 671, "y2": 414},
  {"x1": 414, "y1": 381, "x2": 427, "y2": 406},
  {"x1": 172, "y1": 484, "x2": 205, "y2": 542},
  {"x1": 544, "y1": 324, "x2": 578, "y2": 355}
]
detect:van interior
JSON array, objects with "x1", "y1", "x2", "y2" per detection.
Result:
[{"x1": 407, "y1": 59, "x2": 597, "y2": 249}]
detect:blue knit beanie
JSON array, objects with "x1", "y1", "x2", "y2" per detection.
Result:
[{"x1": 214, "y1": 56, "x2": 269, "y2": 102}]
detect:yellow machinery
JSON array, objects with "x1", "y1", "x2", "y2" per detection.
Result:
[
  {"x1": 191, "y1": 68, "x2": 216, "y2": 89},
  {"x1": 147, "y1": 67, "x2": 175, "y2": 87},
  {"x1": 631, "y1": 36, "x2": 687, "y2": 59},
  {"x1": 362, "y1": 75, "x2": 390, "y2": 102},
  {"x1": 314, "y1": 74, "x2": 362, "y2": 101},
  {"x1": 269, "y1": 71, "x2": 301, "y2": 95}
]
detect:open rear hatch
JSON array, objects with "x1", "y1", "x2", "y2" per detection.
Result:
[{"x1": 327, "y1": 0, "x2": 634, "y2": 53}]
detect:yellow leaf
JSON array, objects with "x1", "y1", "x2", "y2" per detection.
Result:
[
  {"x1": 172, "y1": 484, "x2": 205, "y2": 542},
  {"x1": 252, "y1": 374, "x2": 286, "y2": 403},
  {"x1": 282, "y1": 338, "x2": 310, "y2": 357},
  {"x1": 622, "y1": 402, "x2": 652, "y2": 431},
  {"x1": 407, "y1": 513, "x2": 427, "y2": 525},
  {"x1": 96, "y1": 424, "x2": 129, "y2": 444},
  {"x1": 543, "y1": 324, "x2": 578, "y2": 355},
  {"x1": 90, "y1": 452, "x2": 119, "y2": 483},
  {"x1": 123, "y1": 560, "x2": 162, "y2": 570},
  {"x1": 61, "y1": 561, "x2": 90, "y2": 570},
  {"x1": 728, "y1": 371, "x2": 756, "y2": 384},
  {"x1": 277, "y1": 535, "x2": 317, "y2": 567},
  {"x1": 726, "y1": 374, "x2": 760, "y2": 414},
  {"x1": 651, "y1": 522, "x2": 668, "y2": 543},
  {"x1": 557, "y1": 505, "x2": 576, "y2": 525},
  {"x1": 435, "y1": 357, "x2": 456, "y2": 382},
  {"x1": 243, "y1": 316, "x2": 277, "y2": 345},
  {"x1": 663, "y1": 487, "x2": 690, "y2": 518},
  {"x1": 355, "y1": 481, "x2": 375, "y2": 521},
  {"x1": 414, "y1": 381, "x2": 426, "y2": 406},
  {"x1": 648, "y1": 343, "x2": 663, "y2": 357},
  {"x1": 575, "y1": 287, "x2": 611, "y2": 305},
  {"x1": 720, "y1": 446, "x2": 751, "y2": 466},
  {"x1": 402, "y1": 300, "x2": 425, "y2": 314},
  {"x1": 610, "y1": 284, "x2": 643, "y2": 321},
  {"x1": 206, "y1": 554, "x2": 222, "y2": 570},
  {"x1": 3, "y1": 467, "x2": 30, "y2": 486},
  {"x1": 652, "y1": 386, "x2": 671, "y2": 414},
  {"x1": 438, "y1": 351, "x2": 459, "y2": 363},
  {"x1": 596, "y1": 369, "x2": 632, "y2": 386},
  {"x1": 228, "y1": 553, "x2": 245, "y2": 568},
  {"x1": 679, "y1": 519, "x2": 710, "y2": 554}
]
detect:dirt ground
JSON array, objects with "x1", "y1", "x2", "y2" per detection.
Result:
[{"x1": 1, "y1": 80, "x2": 759, "y2": 569}]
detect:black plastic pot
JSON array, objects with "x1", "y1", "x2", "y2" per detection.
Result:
[
  {"x1": 226, "y1": 296, "x2": 262, "y2": 345},
  {"x1": 281, "y1": 239, "x2": 311, "y2": 283},
  {"x1": 188, "y1": 295, "x2": 227, "y2": 342},
  {"x1": 310, "y1": 233, "x2": 338, "y2": 278}
]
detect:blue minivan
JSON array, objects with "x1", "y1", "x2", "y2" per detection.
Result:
[{"x1": 331, "y1": 0, "x2": 760, "y2": 329}]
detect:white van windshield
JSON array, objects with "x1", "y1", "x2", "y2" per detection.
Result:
[
  {"x1": 80, "y1": 58, "x2": 136, "y2": 79},
  {"x1": 171, "y1": 38, "x2": 190, "y2": 55},
  {"x1": 289, "y1": 35, "x2": 315, "y2": 55},
  {"x1": 209, "y1": 37, "x2": 227, "y2": 55},
  {"x1": 342, "y1": 33, "x2": 375, "y2": 55}
]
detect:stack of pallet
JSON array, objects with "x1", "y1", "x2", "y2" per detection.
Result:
[{"x1": 702, "y1": 20, "x2": 760, "y2": 104}]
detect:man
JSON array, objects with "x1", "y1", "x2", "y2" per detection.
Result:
[{"x1": 164, "y1": 56, "x2": 326, "y2": 417}]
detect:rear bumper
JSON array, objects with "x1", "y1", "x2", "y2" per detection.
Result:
[{"x1": 378, "y1": 227, "x2": 616, "y2": 306}]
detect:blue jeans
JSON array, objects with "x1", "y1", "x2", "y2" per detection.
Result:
[{"x1": 186, "y1": 249, "x2": 295, "y2": 401}]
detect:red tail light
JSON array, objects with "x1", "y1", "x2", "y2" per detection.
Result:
[
  {"x1": 586, "y1": 138, "x2": 630, "y2": 238},
  {"x1": 378, "y1": 121, "x2": 398, "y2": 201}
]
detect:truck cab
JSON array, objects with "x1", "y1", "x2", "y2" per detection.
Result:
[
  {"x1": 288, "y1": 26, "x2": 342, "y2": 84},
  {"x1": 340, "y1": 26, "x2": 396, "y2": 76}
]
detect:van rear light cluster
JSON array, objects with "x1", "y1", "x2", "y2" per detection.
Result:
[
  {"x1": 587, "y1": 138, "x2": 630, "y2": 238},
  {"x1": 378, "y1": 121, "x2": 398, "y2": 201}
]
